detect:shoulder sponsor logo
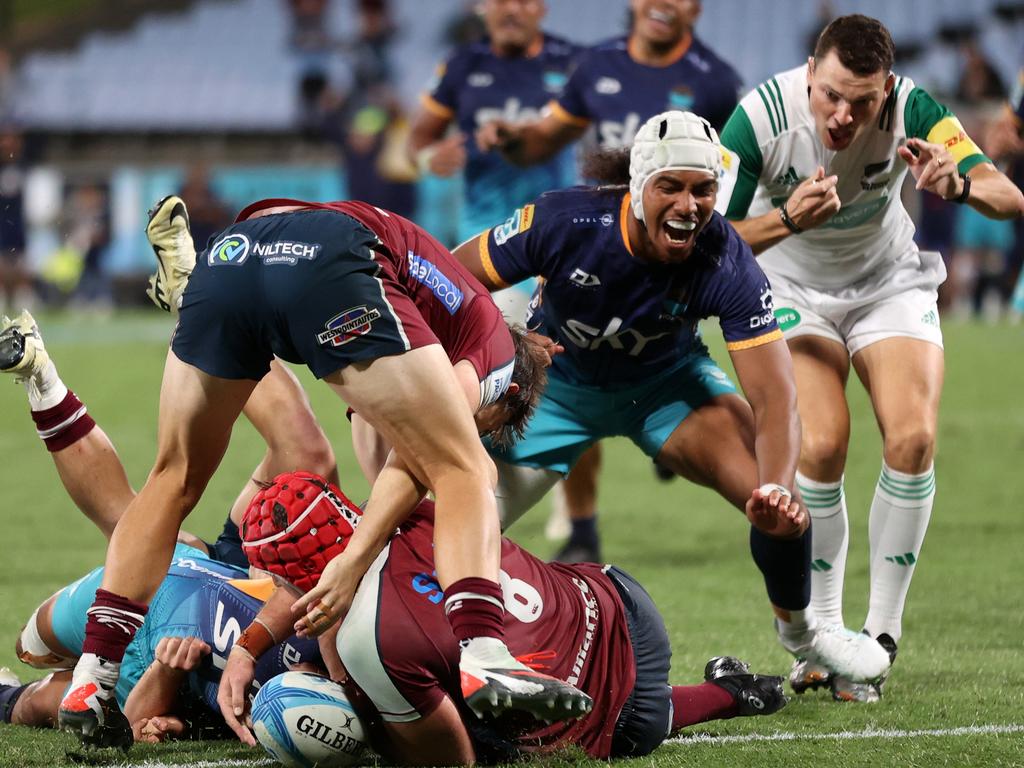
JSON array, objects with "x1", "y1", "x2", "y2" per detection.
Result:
[
  {"x1": 568, "y1": 267, "x2": 601, "y2": 288},
  {"x1": 774, "y1": 306, "x2": 801, "y2": 330},
  {"x1": 595, "y1": 76, "x2": 621, "y2": 95},
  {"x1": 493, "y1": 204, "x2": 535, "y2": 246},
  {"x1": 543, "y1": 70, "x2": 568, "y2": 93},
  {"x1": 253, "y1": 240, "x2": 321, "y2": 265},
  {"x1": 407, "y1": 250, "x2": 464, "y2": 314},
  {"x1": 209, "y1": 233, "x2": 251, "y2": 266},
  {"x1": 317, "y1": 306, "x2": 382, "y2": 347},
  {"x1": 468, "y1": 72, "x2": 494, "y2": 88},
  {"x1": 668, "y1": 86, "x2": 694, "y2": 110}
]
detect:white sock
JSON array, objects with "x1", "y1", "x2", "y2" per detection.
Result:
[
  {"x1": 460, "y1": 636, "x2": 513, "y2": 664},
  {"x1": 797, "y1": 471, "x2": 848, "y2": 627},
  {"x1": 775, "y1": 608, "x2": 818, "y2": 655},
  {"x1": 25, "y1": 359, "x2": 68, "y2": 411},
  {"x1": 864, "y1": 462, "x2": 935, "y2": 642},
  {"x1": 68, "y1": 653, "x2": 120, "y2": 699}
]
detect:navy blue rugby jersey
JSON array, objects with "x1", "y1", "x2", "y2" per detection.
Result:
[
  {"x1": 478, "y1": 186, "x2": 782, "y2": 387},
  {"x1": 423, "y1": 35, "x2": 580, "y2": 239},
  {"x1": 551, "y1": 35, "x2": 742, "y2": 149}
]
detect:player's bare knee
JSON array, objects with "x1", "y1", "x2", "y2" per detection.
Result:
[
  {"x1": 882, "y1": 426, "x2": 935, "y2": 473},
  {"x1": 800, "y1": 431, "x2": 848, "y2": 477}
]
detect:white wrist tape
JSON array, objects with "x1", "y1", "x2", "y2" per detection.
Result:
[{"x1": 759, "y1": 483, "x2": 792, "y2": 498}]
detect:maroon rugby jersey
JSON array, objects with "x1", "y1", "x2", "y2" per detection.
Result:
[
  {"x1": 236, "y1": 198, "x2": 515, "y2": 406},
  {"x1": 336, "y1": 501, "x2": 636, "y2": 759}
]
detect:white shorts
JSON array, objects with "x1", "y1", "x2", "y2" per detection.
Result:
[{"x1": 765, "y1": 250, "x2": 945, "y2": 356}]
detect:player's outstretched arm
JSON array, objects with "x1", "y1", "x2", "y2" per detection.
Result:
[
  {"x1": 384, "y1": 697, "x2": 476, "y2": 766},
  {"x1": 124, "y1": 636, "x2": 209, "y2": 739},
  {"x1": 897, "y1": 139, "x2": 1024, "y2": 219},
  {"x1": 729, "y1": 338, "x2": 806, "y2": 537}
]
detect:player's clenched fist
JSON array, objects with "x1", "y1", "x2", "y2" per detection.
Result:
[
  {"x1": 154, "y1": 636, "x2": 210, "y2": 672},
  {"x1": 784, "y1": 165, "x2": 841, "y2": 230}
]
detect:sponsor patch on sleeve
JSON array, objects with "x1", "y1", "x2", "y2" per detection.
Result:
[
  {"x1": 493, "y1": 204, "x2": 536, "y2": 246},
  {"x1": 925, "y1": 116, "x2": 982, "y2": 165}
]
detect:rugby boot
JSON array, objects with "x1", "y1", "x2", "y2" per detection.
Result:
[
  {"x1": 58, "y1": 677, "x2": 132, "y2": 751},
  {"x1": 778, "y1": 620, "x2": 891, "y2": 685},
  {"x1": 789, "y1": 656, "x2": 833, "y2": 694},
  {"x1": 704, "y1": 656, "x2": 787, "y2": 716},
  {"x1": 459, "y1": 638, "x2": 593, "y2": 721},
  {"x1": 145, "y1": 195, "x2": 196, "y2": 314},
  {"x1": 0, "y1": 310, "x2": 49, "y2": 381},
  {"x1": 831, "y1": 632, "x2": 898, "y2": 703}
]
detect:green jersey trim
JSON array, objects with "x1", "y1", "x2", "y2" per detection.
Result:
[
  {"x1": 720, "y1": 106, "x2": 763, "y2": 220},
  {"x1": 904, "y1": 86, "x2": 952, "y2": 140}
]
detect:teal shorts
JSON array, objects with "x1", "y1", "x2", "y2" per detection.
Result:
[{"x1": 492, "y1": 350, "x2": 737, "y2": 474}]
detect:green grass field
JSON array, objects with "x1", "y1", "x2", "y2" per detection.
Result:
[{"x1": 0, "y1": 312, "x2": 1022, "y2": 767}]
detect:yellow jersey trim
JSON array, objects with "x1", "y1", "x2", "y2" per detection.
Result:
[
  {"x1": 619, "y1": 193, "x2": 634, "y2": 256},
  {"x1": 420, "y1": 94, "x2": 454, "y2": 120},
  {"x1": 726, "y1": 329, "x2": 784, "y2": 351},
  {"x1": 479, "y1": 232, "x2": 510, "y2": 289}
]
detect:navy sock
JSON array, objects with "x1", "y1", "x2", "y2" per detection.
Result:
[
  {"x1": 569, "y1": 515, "x2": 599, "y2": 548},
  {"x1": 0, "y1": 683, "x2": 28, "y2": 723},
  {"x1": 749, "y1": 526, "x2": 812, "y2": 611}
]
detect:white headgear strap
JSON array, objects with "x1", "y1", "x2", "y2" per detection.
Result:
[{"x1": 629, "y1": 110, "x2": 723, "y2": 222}]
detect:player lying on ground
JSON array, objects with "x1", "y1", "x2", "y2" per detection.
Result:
[
  {"x1": 40, "y1": 191, "x2": 586, "y2": 749},
  {"x1": 224, "y1": 470, "x2": 788, "y2": 764},
  {"x1": 0, "y1": 368, "x2": 333, "y2": 741},
  {"x1": 452, "y1": 110, "x2": 893, "y2": 685}
]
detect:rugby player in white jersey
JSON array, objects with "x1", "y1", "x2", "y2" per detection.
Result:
[{"x1": 717, "y1": 14, "x2": 1024, "y2": 702}]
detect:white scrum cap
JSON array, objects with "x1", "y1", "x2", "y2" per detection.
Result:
[{"x1": 629, "y1": 110, "x2": 723, "y2": 222}]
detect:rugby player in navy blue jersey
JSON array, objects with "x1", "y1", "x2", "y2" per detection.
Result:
[
  {"x1": 409, "y1": 0, "x2": 579, "y2": 246},
  {"x1": 454, "y1": 110, "x2": 894, "y2": 684},
  {"x1": 476, "y1": 0, "x2": 744, "y2": 561}
]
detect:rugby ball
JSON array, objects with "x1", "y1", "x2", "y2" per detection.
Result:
[{"x1": 251, "y1": 671, "x2": 367, "y2": 768}]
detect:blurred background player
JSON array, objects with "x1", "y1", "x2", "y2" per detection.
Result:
[
  {"x1": 224, "y1": 470, "x2": 787, "y2": 764},
  {"x1": 476, "y1": 0, "x2": 744, "y2": 562},
  {"x1": 718, "y1": 14, "x2": 1024, "y2": 701}
]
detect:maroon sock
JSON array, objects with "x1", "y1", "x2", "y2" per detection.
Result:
[
  {"x1": 31, "y1": 390, "x2": 96, "y2": 452},
  {"x1": 671, "y1": 682, "x2": 739, "y2": 730},
  {"x1": 81, "y1": 589, "x2": 148, "y2": 663},
  {"x1": 443, "y1": 577, "x2": 505, "y2": 642}
]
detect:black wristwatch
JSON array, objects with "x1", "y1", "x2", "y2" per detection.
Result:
[{"x1": 951, "y1": 173, "x2": 971, "y2": 204}]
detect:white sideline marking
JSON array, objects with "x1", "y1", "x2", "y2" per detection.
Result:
[
  {"x1": 135, "y1": 762, "x2": 274, "y2": 768},
  {"x1": 669, "y1": 723, "x2": 1024, "y2": 746}
]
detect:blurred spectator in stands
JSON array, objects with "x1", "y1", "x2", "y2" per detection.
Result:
[
  {"x1": 956, "y1": 39, "x2": 1006, "y2": 104},
  {"x1": 0, "y1": 124, "x2": 30, "y2": 312},
  {"x1": 986, "y1": 58, "x2": 1024, "y2": 321},
  {"x1": 0, "y1": 48, "x2": 16, "y2": 120},
  {"x1": 178, "y1": 165, "x2": 231, "y2": 252},
  {"x1": 444, "y1": 1, "x2": 487, "y2": 47},
  {"x1": 314, "y1": 0, "x2": 416, "y2": 218},
  {"x1": 39, "y1": 183, "x2": 110, "y2": 308},
  {"x1": 945, "y1": 40, "x2": 1014, "y2": 320},
  {"x1": 287, "y1": 0, "x2": 335, "y2": 130},
  {"x1": 804, "y1": 0, "x2": 834, "y2": 56}
]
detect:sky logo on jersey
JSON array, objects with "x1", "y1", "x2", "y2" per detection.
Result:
[
  {"x1": 407, "y1": 251, "x2": 464, "y2": 314},
  {"x1": 317, "y1": 306, "x2": 382, "y2": 347},
  {"x1": 208, "y1": 233, "x2": 250, "y2": 266},
  {"x1": 595, "y1": 76, "x2": 621, "y2": 95},
  {"x1": 493, "y1": 204, "x2": 535, "y2": 246}
]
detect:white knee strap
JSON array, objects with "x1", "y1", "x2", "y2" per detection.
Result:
[{"x1": 18, "y1": 606, "x2": 72, "y2": 669}]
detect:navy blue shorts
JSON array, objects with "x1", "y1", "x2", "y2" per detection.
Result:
[
  {"x1": 172, "y1": 209, "x2": 436, "y2": 380},
  {"x1": 605, "y1": 566, "x2": 673, "y2": 758}
]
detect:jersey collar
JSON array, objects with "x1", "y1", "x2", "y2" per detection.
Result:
[{"x1": 627, "y1": 31, "x2": 692, "y2": 68}]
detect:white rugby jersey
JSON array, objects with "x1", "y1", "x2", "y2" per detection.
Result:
[{"x1": 718, "y1": 65, "x2": 989, "y2": 288}]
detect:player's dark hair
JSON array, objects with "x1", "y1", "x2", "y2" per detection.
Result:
[
  {"x1": 485, "y1": 325, "x2": 547, "y2": 449},
  {"x1": 814, "y1": 14, "x2": 894, "y2": 75},
  {"x1": 581, "y1": 147, "x2": 631, "y2": 186}
]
